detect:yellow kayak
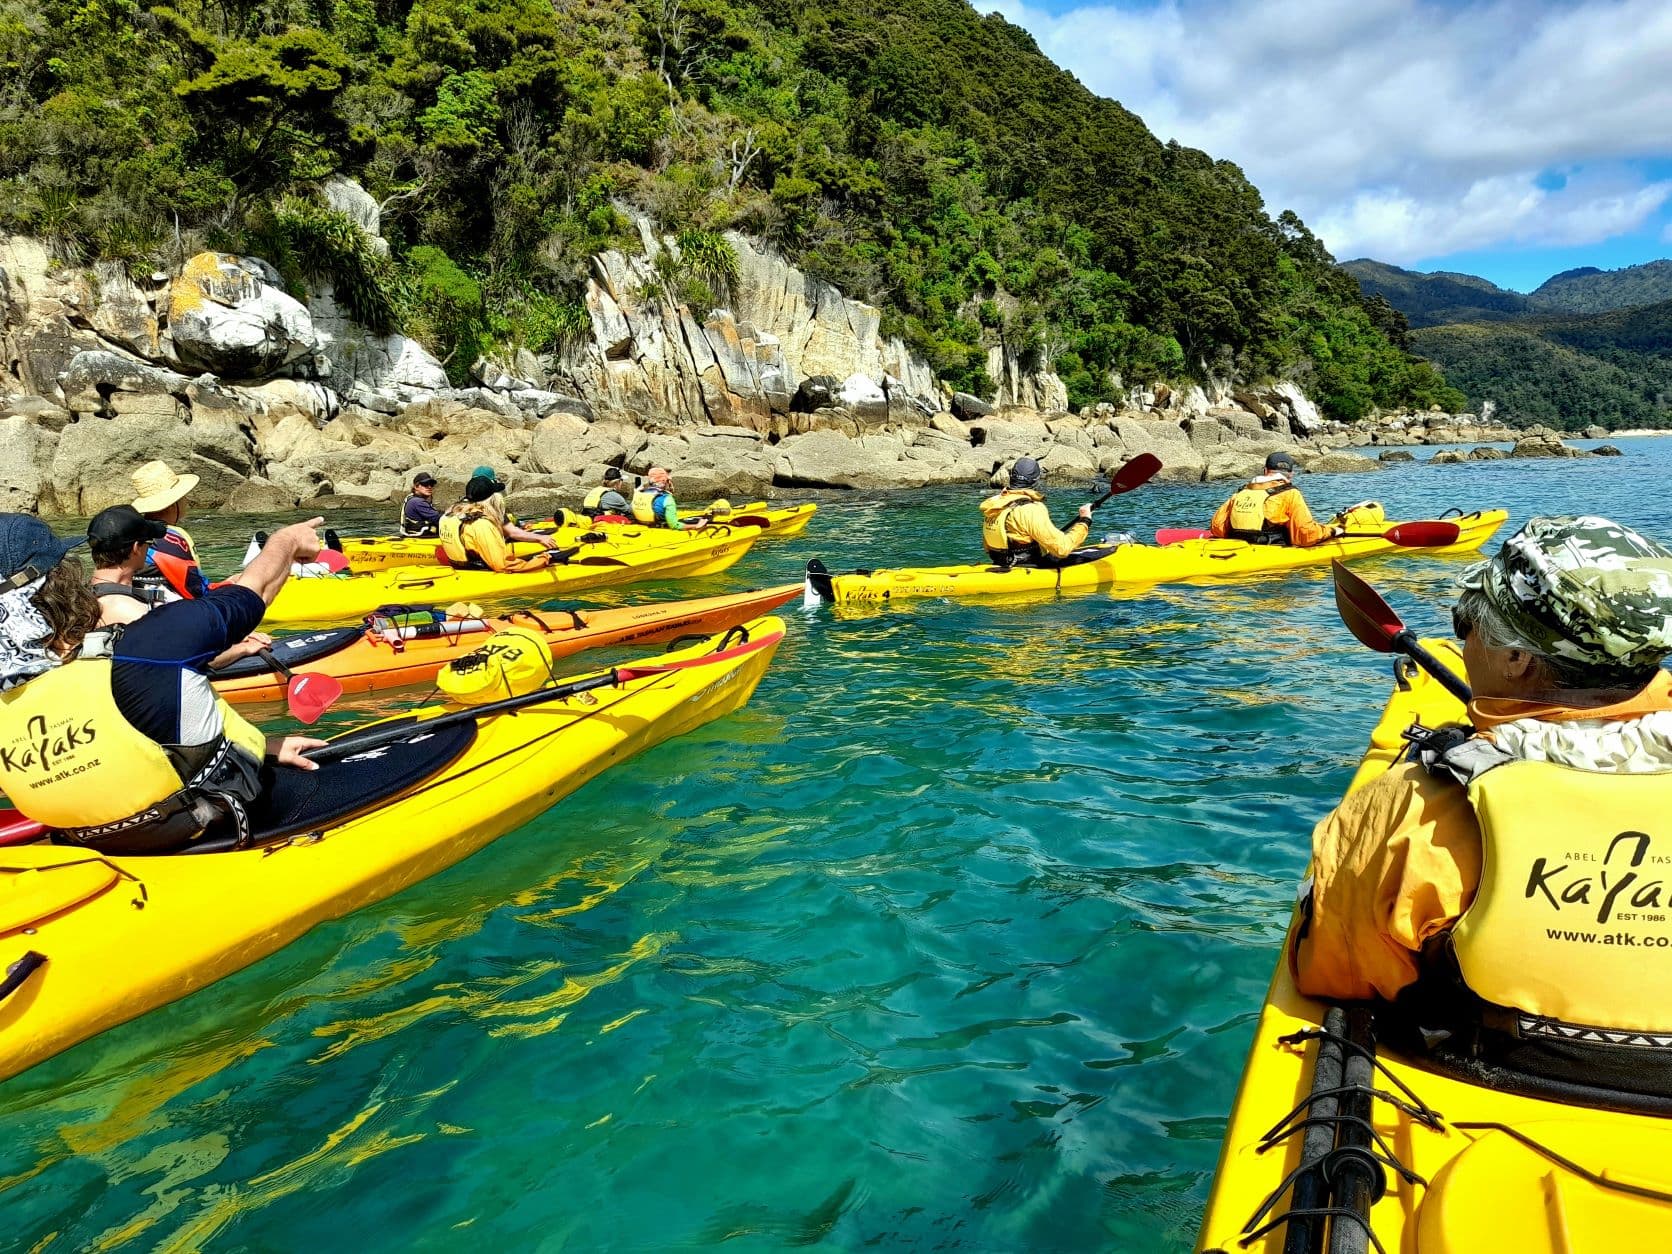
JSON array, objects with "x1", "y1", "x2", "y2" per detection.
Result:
[
  {"x1": 338, "y1": 519, "x2": 708, "y2": 571},
  {"x1": 1197, "y1": 638, "x2": 1672, "y2": 1252},
  {"x1": 266, "y1": 525, "x2": 764, "y2": 626},
  {"x1": 807, "y1": 511, "x2": 1507, "y2": 604},
  {"x1": 0, "y1": 618, "x2": 785, "y2": 1083}
]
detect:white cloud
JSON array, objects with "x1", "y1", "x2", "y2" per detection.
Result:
[{"x1": 982, "y1": 0, "x2": 1672, "y2": 263}]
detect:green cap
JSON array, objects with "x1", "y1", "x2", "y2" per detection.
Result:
[
  {"x1": 472, "y1": 464, "x2": 496, "y2": 482},
  {"x1": 1461, "y1": 515, "x2": 1672, "y2": 674}
]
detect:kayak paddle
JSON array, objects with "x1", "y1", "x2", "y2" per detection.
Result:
[
  {"x1": 1091, "y1": 453, "x2": 1163, "y2": 508},
  {"x1": 258, "y1": 646, "x2": 346, "y2": 724},
  {"x1": 1155, "y1": 520, "x2": 1461, "y2": 547},
  {"x1": 308, "y1": 627, "x2": 783, "y2": 763},
  {"x1": 1331, "y1": 560, "x2": 1473, "y2": 703}
]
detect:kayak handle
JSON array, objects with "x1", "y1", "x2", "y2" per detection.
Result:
[{"x1": 0, "y1": 951, "x2": 46, "y2": 1005}]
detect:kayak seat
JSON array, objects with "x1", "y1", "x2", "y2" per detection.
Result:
[
  {"x1": 240, "y1": 720, "x2": 480, "y2": 846},
  {"x1": 209, "y1": 626, "x2": 364, "y2": 678}
]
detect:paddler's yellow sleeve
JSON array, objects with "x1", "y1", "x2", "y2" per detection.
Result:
[
  {"x1": 1291, "y1": 762, "x2": 1481, "y2": 1002},
  {"x1": 1008, "y1": 499, "x2": 1089, "y2": 559}
]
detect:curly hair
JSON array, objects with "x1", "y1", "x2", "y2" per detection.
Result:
[{"x1": 31, "y1": 558, "x2": 101, "y2": 655}]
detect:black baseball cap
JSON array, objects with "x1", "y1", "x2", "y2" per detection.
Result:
[
  {"x1": 88, "y1": 505, "x2": 168, "y2": 551},
  {"x1": 413, "y1": 471, "x2": 437, "y2": 487},
  {"x1": 465, "y1": 474, "x2": 507, "y2": 502},
  {"x1": 1265, "y1": 451, "x2": 1299, "y2": 473},
  {"x1": 0, "y1": 514, "x2": 85, "y2": 588}
]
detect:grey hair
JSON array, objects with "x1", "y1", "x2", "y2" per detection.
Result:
[{"x1": 1456, "y1": 586, "x2": 1661, "y2": 694}]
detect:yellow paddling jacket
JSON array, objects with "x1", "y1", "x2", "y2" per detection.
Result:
[
  {"x1": 979, "y1": 489, "x2": 1090, "y2": 565},
  {"x1": 0, "y1": 648, "x2": 267, "y2": 847}
]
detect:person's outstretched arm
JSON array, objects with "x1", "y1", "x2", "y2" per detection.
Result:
[{"x1": 232, "y1": 519, "x2": 325, "y2": 604}]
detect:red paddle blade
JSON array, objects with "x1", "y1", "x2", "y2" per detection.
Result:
[
  {"x1": 1108, "y1": 452, "x2": 1163, "y2": 495},
  {"x1": 1382, "y1": 521, "x2": 1461, "y2": 547},
  {"x1": 1331, "y1": 560, "x2": 1407, "y2": 654},
  {"x1": 0, "y1": 812, "x2": 45, "y2": 847},
  {"x1": 317, "y1": 549, "x2": 349, "y2": 574},
  {"x1": 1156, "y1": 528, "x2": 1211, "y2": 545},
  {"x1": 287, "y1": 672, "x2": 345, "y2": 724}
]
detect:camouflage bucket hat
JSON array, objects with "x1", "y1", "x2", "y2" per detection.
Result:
[{"x1": 1460, "y1": 516, "x2": 1672, "y2": 673}]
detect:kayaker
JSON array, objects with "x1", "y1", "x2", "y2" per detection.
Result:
[
  {"x1": 632, "y1": 467, "x2": 706, "y2": 530},
  {"x1": 0, "y1": 513, "x2": 330, "y2": 853},
  {"x1": 87, "y1": 504, "x2": 276, "y2": 665},
  {"x1": 583, "y1": 469, "x2": 634, "y2": 521},
  {"x1": 1294, "y1": 516, "x2": 1672, "y2": 1092},
  {"x1": 1209, "y1": 451, "x2": 1337, "y2": 547},
  {"x1": 131, "y1": 459, "x2": 210, "y2": 600},
  {"x1": 400, "y1": 471, "x2": 442, "y2": 537},
  {"x1": 88, "y1": 505, "x2": 168, "y2": 625},
  {"x1": 439, "y1": 474, "x2": 562, "y2": 572},
  {"x1": 979, "y1": 457, "x2": 1093, "y2": 567}
]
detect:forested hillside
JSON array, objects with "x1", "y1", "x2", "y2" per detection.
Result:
[
  {"x1": 0, "y1": 0, "x2": 1460, "y2": 417},
  {"x1": 1412, "y1": 317, "x2": 1671, "y2": 430},
  {"x1": 1339, "y1": 259, "x2": 1533, "y2": 327},
  {"x1": 1530, "y1": 260, "x2": 1672, "y2": 315}
]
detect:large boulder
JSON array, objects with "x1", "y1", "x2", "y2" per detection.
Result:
[
  {"x1": 774, "y1": 429, "x2": 909, "y2": 489},
  {"x1": 1270, "y1": 382, "x2": 1325, "y2": 436},
  {"x1": 308, "y1": 281, "x2": 449, "y2": 400},
  {"x1": 1510, "y1": 433, "x2": 1578, "y2": 458},
  {"x1": 835, "y1": 372, "x2": 889, "y2": 424},
  {"x1": 165, "y1": 252, "x2": 321, "y2": 379},
  {"x1": 951, "y1": 391, "x2": 995, "y2": 423},
  {"x1": 45, "y1": 409, "x2": 259, "y2": 514},
  {"x1": 0, "y1": 415, "x2": 58, "y2": 511},
  {"x1": 319, "y1": 175, "x2": 386, "y2": 254}
]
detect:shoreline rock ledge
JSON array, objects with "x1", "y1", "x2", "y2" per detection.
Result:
[{"x1": 0, "y1": 190, "x2": 1581, "y2": 516}]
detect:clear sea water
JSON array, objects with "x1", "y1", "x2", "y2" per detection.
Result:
[{"x1": 5, "y1": 439, "x2": 1672, "y2": 1251}]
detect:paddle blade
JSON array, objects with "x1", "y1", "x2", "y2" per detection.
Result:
[
  {"x1": 1382, "y1": 521, "x2": 1461, "y2": 547},
  {"x1": 0, "y1": 812, "x2": 45, "y2": 847},
  {"x1": 1331, "y1": 560, "x2": 1406, "y2": 654},
  {"x1": 1156, "y1": 528, "x2": 1211, "y2": 545},
  {"x1": 1108, "y1": 453, "x2": 1163, "y2": 495},
  {"x1": 287, "y1": 671, "x2": 345, "y2": 724},
  {"x1": 317, "y1": 549, "x2": 349, "y2": 573}
]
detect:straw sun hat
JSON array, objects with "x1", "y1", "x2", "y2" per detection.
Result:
[{"x1": 130, "y1": 460, "x2": 200, "y2": 514}]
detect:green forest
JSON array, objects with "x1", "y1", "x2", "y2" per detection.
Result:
[
  {"x1": 1352, "y1": 258, "x2": 1672, "y2": 430},
  {"x1": 0, "y1": 0, "x2": 1461, "y2": 417}
]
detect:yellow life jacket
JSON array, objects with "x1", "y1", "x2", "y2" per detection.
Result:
[
  {"x1": 1452, "y1": 759, "x2": 1672, "y2": 1036},
  {"x1": 631, "y1": 487, "x2": 670, "y2": 526},
  {"x1": 980, "y1": 489, "x2": 1040, "y2": 561},
  {"x1": 436, "y1": 626, "x2": 553, "y2": 705},
  {"x1": 438, "y1": 505, "x2": 502, "y2": 568},
  {"x1": 0, "y1": 657, "x2": 265, "y2": 838},
  {"x1": 1226, "y1": 483, "x2": 1292, "y2": 542}
]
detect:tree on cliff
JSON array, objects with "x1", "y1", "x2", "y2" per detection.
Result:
[{"x1": 0, "y1": 0, "x2": 1462, "y2": 418}]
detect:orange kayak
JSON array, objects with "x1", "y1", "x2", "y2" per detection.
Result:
[{"x1": 212, "y1": 584, "x2": 803, "y2": 704}]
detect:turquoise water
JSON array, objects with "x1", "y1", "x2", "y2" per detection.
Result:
[{"x1": 5, "y1": 440, "x2": 1672, "y2": 1250}]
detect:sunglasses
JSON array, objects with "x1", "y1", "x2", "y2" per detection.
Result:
[{"x1": 1451, "y1": 604, "x2": 1475, "y2": 640}]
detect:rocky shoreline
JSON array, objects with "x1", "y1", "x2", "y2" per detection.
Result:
[{"x1": 0, "y1": 179, "x2": 1614, "y2": 519}]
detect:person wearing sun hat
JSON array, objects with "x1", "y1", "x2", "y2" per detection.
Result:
[
  {"x1": 1293, "y1": 516, "x2": 1672, "y2": 1097},
  {"x1": 130, "y1": 459, "x2": 208, "y2": 602},
  {"x1": 1209, "y1": 450, "x2": 1338, "y2": 547}
]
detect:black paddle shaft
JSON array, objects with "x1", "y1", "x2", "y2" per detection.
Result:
[
  {"x1": 1392, "y1": 630, "x2": 1474, "y2": 705},
  {"x1": 308, "y1": 668, "x2": 626, "y2": 763}
]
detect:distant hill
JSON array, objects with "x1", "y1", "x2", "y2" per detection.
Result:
[
  {"x1": 1531, "y1": 260, "x2": 1672, "y2": 315},
  {"x1": 1348, "y1": 256, "x2": 1672, "y2": 430},
  {"x1": 1340, "y1": 259, "x2": 1534, "y2": 328},
  {"x1": 1411, "y1": 300, "x2": 1672, "y2": 430}
]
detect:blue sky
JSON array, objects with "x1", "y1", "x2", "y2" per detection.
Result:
[{"x1": 983, "y1": 0, "x2": 1672, "y2": 293}]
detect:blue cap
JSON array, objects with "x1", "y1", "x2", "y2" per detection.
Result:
[{"x1": 0, "y1": 514, "x2": 85, "y2": 589}]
